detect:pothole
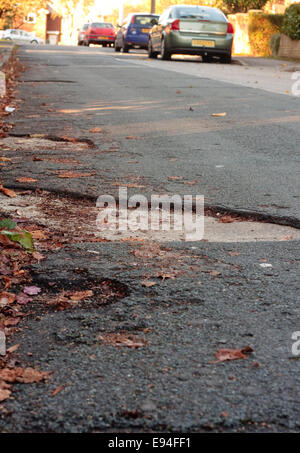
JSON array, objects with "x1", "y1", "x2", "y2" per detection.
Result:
[
  {"x1": 2, "y1": 135, "x2": 93, "y2": 152},
  {"x1": 1, "y1": 192, "x2": 300, "y2": 243},
  {"x1": 27, "y1": 276, "x2": 129, "y2": 312}
]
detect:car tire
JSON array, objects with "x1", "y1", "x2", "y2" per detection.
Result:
[
  {"x1": 115, "y1": 43, "x2": 121, "y2": 51},
  {"x1": 148, "y1": 39, "x2": 158, "y2": 59},
  {"x1": 220, "y1": 53, "x2": 232, "y2": 64},
  {"x1": 122, "y1": 41, "x2": 130, "y2": 53},
  {"x1": 161, "y1": 39, "x2": 171, "y2": 60},
  {"x1": 78, "y1": 41, "x2": 82, "y2": 46},
  {"x1": 30, "y1": 40, "x2": 38, "y2": 45}
]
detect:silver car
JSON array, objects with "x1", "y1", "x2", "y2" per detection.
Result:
[{"x1": 2, "y1": 29, "x2": 44, "y2": 45}]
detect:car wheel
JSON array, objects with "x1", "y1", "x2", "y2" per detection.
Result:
[
  {"x1": 115, "y1": 43, "x2": 121, "y2": 51},
  {"x1": 161, "y1": 39, "x2": 171, "y2": 60},
  {"x1": 220, "y1": 53, "x2": 232, "y2": 64},
  {"x1": 30, "y1": 40, "x2": 38, "y2": 45},
  {"x1": 122, "y1": 41, "x2": 130, "y2": 53},
  {"x1": 77, "y1": 41, "x2": 82, "y2": 46},
  {"x1": 148, "y1": 39, "x2": 158, "y2": 59}
]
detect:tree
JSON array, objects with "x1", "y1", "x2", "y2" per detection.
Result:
[{"x1": 222, "y1": 0, "x2": 268, "y2": 14}]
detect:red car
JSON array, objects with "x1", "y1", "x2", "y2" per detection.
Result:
[{"x1": 83, "y1": 22, "x2": 115, "y2": 47}]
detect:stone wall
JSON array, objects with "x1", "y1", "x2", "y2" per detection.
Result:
[{"x1": 278, "y1": 34, "x2": 300, "y2": 58}]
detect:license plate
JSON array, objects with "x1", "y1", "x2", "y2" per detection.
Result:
[
  {"x1": 192, "y1": 39, "x2": 215, "y2": 47},
  {"x1": 142, "y1": 29, "x2": 149, "y2": 33},
  {"x1": 99, "y1": 36, "x2": 109, "y2": 40}
]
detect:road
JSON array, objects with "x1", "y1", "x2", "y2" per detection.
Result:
[{"x1": 1, "y1": 44, "x2": 300, "y2": 433}]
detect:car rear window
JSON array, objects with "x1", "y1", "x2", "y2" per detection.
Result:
[
  {"x1": 91, "y1": 23, "x2": 114, "y2": 28},
  {"x1": 132, "y1": 15, "x2": 159, "y2": 26},
  {"x1": 174, "y1": 6, "x2": 226, "y2": 22}
]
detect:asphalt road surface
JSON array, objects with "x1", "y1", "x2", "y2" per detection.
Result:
[{"x1": 1, "y1": 45, "x2": 300, "y2": 433}]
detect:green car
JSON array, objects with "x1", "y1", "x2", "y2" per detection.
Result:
[{"x1": 148, "y1": 5, "x2": 234, "y2": 63}]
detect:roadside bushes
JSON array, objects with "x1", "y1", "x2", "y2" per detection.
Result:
[
  {"x1": 282, "y1": 3, "x2": 300, "y2": 40},
  {"x1": 269, "y1": 33, "x2": 281, "y2": 56},
  {"x1": 248, "y1": 11, "x2": 283, "y2": 56}
]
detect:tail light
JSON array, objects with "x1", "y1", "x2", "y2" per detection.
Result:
[
  {"x1": 170, "y1": 19, "x2": 180, "y2": 31},
  {"x1": 131, "y1": 16, "x2": 135, "y2": 24},
  {"x1": 227, "y1": 23, "x2": 234, "y2": 34}
]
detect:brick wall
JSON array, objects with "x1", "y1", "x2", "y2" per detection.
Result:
[{"x1": 279, "y1": 34, "x2": 300, "y2": 58}]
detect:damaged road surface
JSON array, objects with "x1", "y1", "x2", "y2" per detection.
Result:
[{"x1": 1, "y1": 45, "x2": 300, "y2": 433}]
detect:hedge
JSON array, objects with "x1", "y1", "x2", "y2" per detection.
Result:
[
  {"x1": 248, "y1": 11, "x2": 284, "y2": 56},
  {"x1": 282, "y1": 3, "x2": 300, "y2": 40}
]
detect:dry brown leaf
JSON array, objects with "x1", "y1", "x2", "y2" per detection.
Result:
[
  {"x1": 0, "y1": 367, "x2": 50, "y2": 383},
  {"x1": 219, "y1": 215, "x2": 235, "y2": 223},
  {"x1": 6, "y1": 344, "x2": 19, "y2": 354},
  {"x1": 30, "y1": 230, "x2": 48, "y2": 240},
  {"x1": 0, "y1": 156, "x2": 11, "y2": 162},
  {"x1": 184, "y1": 179, "x2": 198, "y2": 185},
  {"x1": 0, "y1": 291, "x2": 16, "y2": 308},
  {"x1": 211, "y1": 112, "x2": 227, "y2": 117},
  {"x1": 89, "y1": 127, "x2": 102, "y2": 133},
  {"x1": 213, "y1": 346, "x2": 253, "y2": 363},
  {"x1": 69, "y1": 290, "x2": 94, "y2": 301},
  {"x1": 57, "y1": 171, "x2": 95, "y2": 179},
  {"x1": 51, "y1": 385, "x2": 63, "y2": 397},
  {"x1": 98, "y1": 332, "x2": 147, "y2": 348},
  {"x1": 125, "y1": 135, "x2": 142, "y2": 140},
  {"x1": 141, "y1": 280, "x2": 157, "y2": 288},
  {"x1": 168, "y1": 176, "x2": 183, "y2": 181},
  {"x1": 15, "y1": 177, "x2": 38, "y2": 183},
  {"x1": 0, "y1": 184, "x2": 17, "y2": 198}
]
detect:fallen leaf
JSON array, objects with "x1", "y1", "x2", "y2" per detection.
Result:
[
  {"x1": 6, "y1": 344, "x2": 19, "y2": 354},
  {"x1": 168, "y1": 176, "x2": 183, "y2": 181},
  {"x1": 15, "y1": 177, "x2": 38, "y2": 183},
  {"x1": 213, "y1": 346, "x2": 253, "y2": 363},
  {"x1": 57, "y1": 171, "x2": 95, "y2": 179},
  {"x1": 184, "y1": 179, "x2": 198, "y2": 185},
  {"x1": 98, "y1": 332, "x2": 147, "y2": 348},
  {"x1": 125, "y1": 136, "x2": 142, "y2": 140},
  {"x1": 32, "y1": 252, "x2": 45, "y2": 261},
  {"x1": 16, "y1": 293, "x2": 32, "y2": 305},
  {"x1": 23, "y1": 286, "x2": 41, "y2": 296},
  {"x1": 30, "y1": 230, "x2": 48, "y2": 240},
  {"x1": 0, "y1": 184, "x2": 17, "y2": 198},
  {"x1": 211, "y1": 112, "x2": 227, "y2": 117},
  {"x1": 89, "y1": 127, "x2": 102, "y2": 133},
  {"x1": 0, "y1": 367, "x2": 50, "y2": 383},
  {"x1": 141, "y1": 280, "x2": 157, "y2": 288},
  {"x1": 69, "y1": 290, "x2": 94, "y2": 301},
  {"x1": 51, "y1": 385, "x2": 63, "y2": 397},
  {"x1": 0, "y1": 291, "x2": 15, "y2": 307},
  {"x1": 219, "y1": 215, "x2": 235, "y2": 223}
]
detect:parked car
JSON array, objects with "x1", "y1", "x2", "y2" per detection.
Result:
[
  {"x1": 83, "y1": 22, "x2": 115, "y2": 47},
  {"x1": 148, "y1": 5, "x2": 233, "y2": 63},
  {"x1": 115, "y1": 13, "x2": 159, "y2": 53},
  {"x1": 2, "y1": 29, "x2": 43, "y2": 45},
  {"x1": 77, "y1": 23, "x2": 89, "y2": 46}
]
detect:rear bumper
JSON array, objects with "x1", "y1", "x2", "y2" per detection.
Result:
[
  {"x1": 86, "y1": 36, "x2": 115, "y2": 44},
  {"x1": 165, "y1": 31, "x2": 233, "y2": 55},
  {"x1": 125, "y1": 34, "x2": 149, "y2": 48}
]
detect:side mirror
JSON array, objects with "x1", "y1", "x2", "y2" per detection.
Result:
[{"x1": 150, "y1": 18, "x2": 158, "y2": 26}]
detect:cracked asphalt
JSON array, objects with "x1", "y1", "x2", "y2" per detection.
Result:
[{"x1": 1, "y1": 44, "x2": 300, "y2": 433}]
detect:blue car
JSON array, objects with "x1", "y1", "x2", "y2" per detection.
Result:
[{"x1": 115, "y1": 13, "x2": 159, "y2": 53}]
